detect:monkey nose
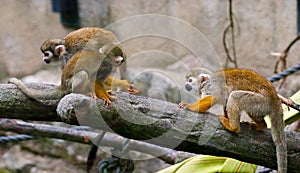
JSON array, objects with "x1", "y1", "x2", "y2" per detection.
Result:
[
  {"x1": 43, "y1": 57, "x2": 51, "y2": 64},
  {"x1": 185, "y1": 84, "x2": 193, "y2": 91}
]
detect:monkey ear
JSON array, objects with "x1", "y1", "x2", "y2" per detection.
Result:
[
  {"x1": 99, "y1": 45, "x2": 107, "y2": 54},
  {"x1": 197, "y1": 74, "x2": 210, "y2": 83},
  {"x1": 54, "y1": 45, "x2": 66, "y2": 56}
]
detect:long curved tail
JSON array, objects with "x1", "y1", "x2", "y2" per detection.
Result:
[
  {"x1": 270, "y1": 110, "x2": 287, "y2": 173},
  {"x1": 8, "y1": 78, "x2": 66, "y2": 101}
]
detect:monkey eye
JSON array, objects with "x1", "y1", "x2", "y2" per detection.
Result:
[
  {"x1": 187, "y1": 78, "x2": 195, "y2": 83},
  {"x1": 43, "y1": 50, "x2": 53, "y2": 58}
]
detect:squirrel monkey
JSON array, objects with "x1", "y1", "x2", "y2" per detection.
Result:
[
  {"x1": 40, "y1": 27, "x2": 136, "y2": 94},
  {"x1": 179, "y1": 68, "x2": 287, "y2": 173},
  {"x1": 39, "y1": 28, "x2": 137, "y2": 170},
  {"x1": 41, "y1": 27, "x2": 116, "y2": 68},
  {"x1": 9, "y1": 43, "x2": 125, "y2": 107}
]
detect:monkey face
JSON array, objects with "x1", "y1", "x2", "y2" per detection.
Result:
[
  {"x1": 40, "y1": 39, "x2": 65, "y2": 64},
  {"x1": 185, "y1": 77, "x2": 196, "y2": 91},
  {"x1": 99, "y1": 43, "x2": 126, "y2": 67},
  {"x1": 112, "y1": 56, "x2": 124, "y2": 66},
  {"x1": 185, "y1": 73, "x2": 210, "y2": 96}
]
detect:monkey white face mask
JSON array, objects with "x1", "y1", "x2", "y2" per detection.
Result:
[{"x1": 185, "y1": 74, "x2": 210, "y2": 97}]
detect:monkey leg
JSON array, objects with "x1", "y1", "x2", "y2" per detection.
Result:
[
  {"x1": 221, "y1": 91, "x2": 243, "y2": 133},
  {"x1": 104, "y1": 76, "x2": 138, "y2": 94},
  {"x1": 179, "y1": 96, "x2": 218, "y2": 113},
  {"x1": 219, "y1": 115, "x2": 240, "y2": 132},
  {"x1": 95, "y1": 81, "x2": 116, "y2": 107},
  {"x1": 223, "y1": 91, "x2": 268, "y2": 133},
  {"x1": 72, "y1": 71, "x2": 97, "y2": 98}
]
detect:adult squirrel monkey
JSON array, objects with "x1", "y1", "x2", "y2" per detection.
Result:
[
  {"x1": 40, "y1": 27, "x2": 136, "y2": 94},
  {"x1": 41, "y1": 27, "x2": 116, "y2": 68},
  {"x1": 179, "y1": 68, "x2": 287, "y2": 173},
  {"x1": 9, "y1": 43, "x2": 126, "y2": 107}
]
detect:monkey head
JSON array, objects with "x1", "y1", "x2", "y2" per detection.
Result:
[
  {"x1": 184, "y1": 68, "x2": 213, "y2": 96},
  {"x1": 40, "y1": 39, "x2": 66, "y2": 64},
  {"x1": 99, "y1": 43, "x2": 126, "y2": 67}
]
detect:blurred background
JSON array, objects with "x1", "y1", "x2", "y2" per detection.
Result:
[
  {"x1": 1, "y1": 0, "x2": 300, "y2": 172},
  {"x1": 1, "y1": 1, "x2": 300, "y2": 95}
]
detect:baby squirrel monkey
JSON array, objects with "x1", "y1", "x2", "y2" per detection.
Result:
[
  {"x1": 9, "y1": 43, "x2": 125, "y2": 107},
  {"x1": 40, "y1": 27, "x2": 136, "y2": 94},
  {"x1": 179, "y1": 68, "x2": 287, "y2": 173}
]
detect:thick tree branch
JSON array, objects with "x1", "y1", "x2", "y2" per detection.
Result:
[
  {"x1": 0, "y1": 83, "x2": 300, "y2": 172},
  {"x1": 0, "y1": 83, "x2": 59, "y2": 121}
]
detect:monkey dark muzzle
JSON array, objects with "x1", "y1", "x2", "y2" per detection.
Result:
[
  {"x1": 113, "y1": 56, "x2": 124, "y2": 66},
  {"x1": 43, "y1": 58, "x2": 51, "y2": 64},
  {"x1": 185, "y1": 84, "x2": 193, "y2": 91}
]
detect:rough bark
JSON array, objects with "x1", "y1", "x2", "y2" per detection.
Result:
[{"x1": 0, "y1": 83, "x2": 299, "y2": 172}]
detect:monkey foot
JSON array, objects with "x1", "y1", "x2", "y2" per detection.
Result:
[
  {"x1": 219, "y1": 115, "x2": 240, "y2": 133},
  {"x1": 101, "y1": 95, "x2": 117, "y2": 109},
  {"x1": 106, "y1": 90, "x2": 115, "y2": 95},
  {"x1": 87, "y1": 92, "x2": 98, "y2": 99},
  {"x1": 127, "y1": 84, "x2": 138, "y2": 94},
  {"x1": 242, "y1": 121, "x2": 267, "y2": 131}
]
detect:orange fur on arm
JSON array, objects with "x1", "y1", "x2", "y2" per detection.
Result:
[
  {"x1": 186, "y1": 95, "x2": 218, "y2": 112},
  {"x1": 104, "y1": 75, "x2": 129, "y2": 89}
]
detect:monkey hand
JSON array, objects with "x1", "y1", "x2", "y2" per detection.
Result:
[
  {"x1": 179, "y1": 96, "x2": 216, "y2": 113},
  {"x1": 178, "y1": 101, "x2": 189, "y2": 109},
  {"x1": 178, "y1": 101, "x2": 197, "y2": 111},
  {"x1": 179, "y1": 101, "x2": 203, "y2": 113},
  {"x1": 127, "y1": 84, "x2": 138, "y2": 94}
]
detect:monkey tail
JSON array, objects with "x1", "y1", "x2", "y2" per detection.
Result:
[
  {"x1": 9, "y1": 78, "x2": 67, "y2": 101},
  {"x1": 269, "y1": 108, "x2": 287, "y2": 173}
]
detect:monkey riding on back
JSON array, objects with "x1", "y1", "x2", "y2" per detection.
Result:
[
  {"x1": 40, "y1": 27, "x2": 136, "y2": 94},
  {"x1": 9, "y1": 43, "x2": 128, "y2": 107}
]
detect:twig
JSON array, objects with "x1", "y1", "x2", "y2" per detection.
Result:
[
  {"x1": 278, "y1": 94, "x2": 300, "y2": 112},
  {"x1": 272, "y1": 35, "x2": 300, "y2": 89},
  {"x1": 274, "y1": 34, "x2": 300, "y2": 73},
  {"x1": 223, "y1": 0, "x2": 238, "y2": 67},
  {"x1": 0, "y1": 118, "x2": 195, "y2": 165}
]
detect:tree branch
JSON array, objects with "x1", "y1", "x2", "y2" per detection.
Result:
[
  {"x1": 0, "y1": 83, "x2": 300, "y2": 172},
  {"x1": 0, "y1": 119, "x2": 194, "y2": 164}
]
